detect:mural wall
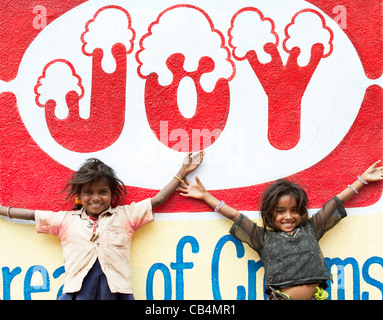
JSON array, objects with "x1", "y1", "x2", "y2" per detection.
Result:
[{"x1": 0, "y1": 0, "x2": 382, "y2": 299}]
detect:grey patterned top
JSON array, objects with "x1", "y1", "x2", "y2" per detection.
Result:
[{"x1": 230, "y1": 196, "x2": 347, "y2": 288}]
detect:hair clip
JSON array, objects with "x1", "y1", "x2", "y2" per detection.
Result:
[{"x1": 75, "y1": 197, "x2": 82, "y2": 205}]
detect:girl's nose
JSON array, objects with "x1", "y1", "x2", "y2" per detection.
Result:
[
  {"x1": 92, "y1": 193, "x2": 101, "y2": 201},
  {"x1": 285, "y1": 211, "x2": 293, "y2": 219}
]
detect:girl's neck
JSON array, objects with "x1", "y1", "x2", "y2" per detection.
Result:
[{"x1": 87, "y1": 212, "x2": 99, "y2": 221}]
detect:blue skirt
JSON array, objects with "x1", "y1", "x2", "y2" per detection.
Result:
[{"x1": 58, "y1": 259, "x2": 135, "y2": 300}]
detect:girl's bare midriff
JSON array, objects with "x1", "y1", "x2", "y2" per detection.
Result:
[{"x1": 281, "y1": 283, "x2": 318, "y2": 300}]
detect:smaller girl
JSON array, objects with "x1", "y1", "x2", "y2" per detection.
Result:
[
  {"x1": 0, "y1": 151, "x2": 204, "y2": 300},
  {"x1": 179, "y1": 160, "x2": 383, "y2": 300}
]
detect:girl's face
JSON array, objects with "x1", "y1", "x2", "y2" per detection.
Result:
[
  {"x1": 273, "y1": 195, "x2": 301, "y2": 234},
  {"x1": 80, "y1": 178, "x2": 112, "y2": 218}
]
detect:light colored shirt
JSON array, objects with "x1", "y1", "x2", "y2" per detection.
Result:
[{"x1": 35, "y1": 199, "x2": 153, "y2": 294}]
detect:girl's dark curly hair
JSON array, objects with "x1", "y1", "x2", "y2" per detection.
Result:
[
  {"x1": 259, "y1": 179, "x2": 309, "y2": 230},
  {"x1": 63, "y1": 158, "x2": 127, "y2": 210}
]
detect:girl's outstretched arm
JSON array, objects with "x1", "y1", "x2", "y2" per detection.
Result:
[
  {"x1": 337, "y1": 160, "x2": 383, "y2": 204},
  {"x1": 178, "y1": 176, "x2": 241, "y2": 221},
  {"x1": 150, "y1": 151, "x2": 204, "y2": 209},
  {"x1": 0, "y1": 206, "x2": 35, "y2": 220}
]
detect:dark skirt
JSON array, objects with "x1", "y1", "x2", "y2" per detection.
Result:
[{"x1": 58, "y1": 259, "x2": 135, "y2": 300}]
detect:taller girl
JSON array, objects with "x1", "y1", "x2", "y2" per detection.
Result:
[{"x1": 0, "y1": 151, "x2": 204, "y2": 300}]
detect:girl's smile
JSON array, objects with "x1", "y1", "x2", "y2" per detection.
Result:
[
  {"x1": 80, "y1": 178, "x2": 112, "y2": 218},
  {"x1": 273, "y1": 195, "x2": 301, "y2": 234}
]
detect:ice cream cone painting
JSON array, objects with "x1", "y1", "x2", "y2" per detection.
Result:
[
  {"x1": 229, "y1": 8, "x2": 334, "y2": 150},
  {"x1": 137, "y1": 5, "x2": 235, "y2": 152}
]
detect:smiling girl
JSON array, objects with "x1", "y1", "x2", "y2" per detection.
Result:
[
  {"x1": 179, "y1": 160, "x2": 383, "y2": 300},
  {"x1": 0, "y1": 151, "x2": 204, "y2": 300}
]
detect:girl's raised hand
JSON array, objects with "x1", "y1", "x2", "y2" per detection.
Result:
[
  {"x1": 180, "y1": 150, "x2": 205, "y2": 177},
  {"x1": 360, "y1": 160, "x2": 383, "y2": 182},
  {"x1": 178, "y1": 176, "x2": 207, "y2": 200},
  {"x1": 151, "y1": 151, "x2": 204, "y2": 208}
]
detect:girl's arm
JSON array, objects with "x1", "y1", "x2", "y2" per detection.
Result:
[
  {"x1": 337, "y1": 160, "x2": 383, "y2": 204},
  {"x1": 178, "y1": 176, "x2": 241, "y2": 221},
  {"x1": 0, "y1": 206, "x2": 35, "y2": 220},
  {"x1": 150, "y1": 151, "x2": 204, "y2": 209}
]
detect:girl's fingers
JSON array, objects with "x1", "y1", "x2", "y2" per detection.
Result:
[
  {"x1": 371, "y1": 159, "x2": 382, "y2": 168},
  {"x1": 177, "y1": 185, "x2": 188, "y2": 192},
  {"x1": 195, "y1": 175, "x2": 204, "y2": 187}
]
